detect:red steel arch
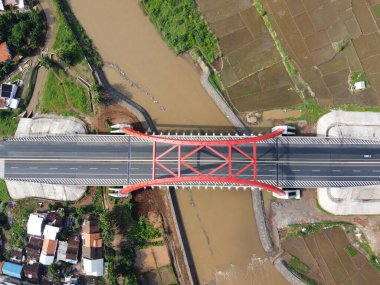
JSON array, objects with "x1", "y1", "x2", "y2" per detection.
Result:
[{"x1": 121, "y1": 128, "x2": 285, "y2": 196}]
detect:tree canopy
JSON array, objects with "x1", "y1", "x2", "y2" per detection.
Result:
[{"x1": 0, "y1": 9, "x2": 44, "y2": 57}]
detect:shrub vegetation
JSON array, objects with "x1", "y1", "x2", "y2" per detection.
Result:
[
  {"x1": 140, "y1": 0, "x2": 220, "y2": 64},
  {"x1": 52, "y1": 0, "x2": 84, "y2": 66}
]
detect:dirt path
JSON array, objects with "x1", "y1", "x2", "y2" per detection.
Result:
[{"x1": 27, "y1": 0, "x2": 58, "y2": 114}]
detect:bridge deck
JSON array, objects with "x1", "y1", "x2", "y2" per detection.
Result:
[{"x1": 1, "y1": 135, "x2": 380, "y2": 188}]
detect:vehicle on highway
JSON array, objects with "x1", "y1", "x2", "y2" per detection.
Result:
[
  {"x1": 273, "y1": 189, "x2": 301, "y2": 200},
  {"x1": 364, "y1": 154, "x2": 372, "y2": 158},
  {"x1": 272, "y1": 125, "x2": 296, "y2": 135}
]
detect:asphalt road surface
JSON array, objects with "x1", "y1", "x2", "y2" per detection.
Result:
[{"x1": 1, "y1": 136, "x2": 380, "y2": 187}]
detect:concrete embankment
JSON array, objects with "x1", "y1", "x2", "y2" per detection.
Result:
[{"x1": 252, "y1": 190, "x2": 306, "y2": 285}]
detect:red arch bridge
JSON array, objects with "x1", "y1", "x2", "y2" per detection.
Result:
[{"x1": 1, "y1": 128, "x2": 380, "y2": 197}]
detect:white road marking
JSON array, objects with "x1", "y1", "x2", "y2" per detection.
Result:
[
  {"x1": 10, "y1": 166, "x2": 18, "y2": 169},
  {"x1": 110, "y1": 168, "x2": 119, "y2": 170},
  {"x1": 312, "y1": 169, "x2": 320, "y2": 172},
  {"x1": 353, "y1": 170, "x2": 361, "y2": 173},
  {"x1": 90, "y1": 168, "x2": 98, "y2": 170},
  {"x1": 292, "y1": 169, "x2": 300, "y2": 172},
  {"x1": 69, "y1": 168, "x2": 78, "y2": 170},
  {"x1": 332, "y1": 170, "x2": 341, "y2": 172},
  {"x1": 131, "y1": 167, "x2": 140, "y2": 170},
  {"x1": 372, "y1": 170, "x2": 380, "y2": 172}
]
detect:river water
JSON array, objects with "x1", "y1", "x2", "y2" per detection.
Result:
[{"x1": 68, "y1": 1, "x2": 289, "y2": 284}]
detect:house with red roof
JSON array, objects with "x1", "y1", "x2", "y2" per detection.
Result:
[{"x1": 0, "y1": 42, "x2": 11, "y2": 63}]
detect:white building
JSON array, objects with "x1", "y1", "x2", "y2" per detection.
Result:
[
  {"x1": 43, "y1": 225, "x2": 60, "y2": 240},
  {"x1": 27, "y1": 214, "x2": 45, "y2": 237},
  {"x1": 354, "y1": 81, "x2": 366, "y2": 91},
  {"x1": 0, "y1": 0, "x2": 24, "y2": 10},
  {"x1": 39, "y1": 239, "x2": 57, "y2": 266},
  {"x1": 83, "y1": 258, "x2": 104, "y2": 277}
]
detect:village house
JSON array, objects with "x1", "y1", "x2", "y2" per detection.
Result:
[
  {"x1": 23, "y1": 263, "x2": 41, "y2": 284},
  {"x1": 39, "y1": 239, "x2": 57, "y2": 266},
  {"x1": 26, "y1": 237, "x2": 43, "y2": 262},
  {"x1": 9, "y1": 249, "x2": 23, "y2": 264},
  {"x1": 81, "y1": 216, "x2": 104, "y2": 277},
  {"x1": 27, "y1": 214, "x2": 45, "y2": 237},
  {"x1": 0, "y1": 0, "x2": 24, "y2": 11},
  {"x1": 0, "y1": 262, "x2": 23, "y2": 279},
  {"x1": 57, "y1": 236, "x2": 80, "y2": 264}
]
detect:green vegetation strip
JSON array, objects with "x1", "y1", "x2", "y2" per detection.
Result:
[
  {"x1": 286, "y1": 257, "x2": 318, "y2": 285},
  {"x1": 52, "y1": 0, "x2": 84, "y2": 66},
  {"x1": 374, "y1": 4, "x2": 380, "y2": 19},
  {"x1": 53, "y1": 0, "x2": 101, "y2": 66},
  {"x1": 287, "y1": 98, "x2": 380, "y2": 124},
  {"x1": 0, "y1": 179, "x2": 11, "y2": 202},
  {"x1": 140, "y1": 0, "x2": 220, "y2": 65},
  {"x1": 254, "y1": 0, "x2": 297, "y2": 77}
]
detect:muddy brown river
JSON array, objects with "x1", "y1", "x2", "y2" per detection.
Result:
[{"x1": 69, "y1": 0, "x2": 289, "y2": 284}]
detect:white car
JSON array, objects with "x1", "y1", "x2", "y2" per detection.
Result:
[
  {"x1": 272, "y1": 125, "x2": 296, "y2": 135},
  {"x1": 273, "y1": 189, "x2": 301, "y2": 200}
]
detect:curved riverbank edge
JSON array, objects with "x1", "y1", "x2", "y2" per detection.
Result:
[
  {"x1": 54, "y1": 0, "x2": 156, "y2": 132},
  {"x1": 198, "y1": 60, "x2": 249, "y2": 134},
  {"x1": 93, "y1": 68, "x2": 156, "y2": 132},
  {"x1": 251, "y1": 190, "x2": 306, "y2": 285}
]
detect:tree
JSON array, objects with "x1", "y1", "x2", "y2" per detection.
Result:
[
  {"x1": 91, "y1": 83, "x2": 105, "y2": 105},
  {"x1": 39, "y1": 56, "x2": 53, "y2": 69},
  {"x1": 48, "y1": 264, "x2": 60, "y2": 282}
]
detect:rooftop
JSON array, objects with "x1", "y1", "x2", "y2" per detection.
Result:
[
  {"x1": 43, "y1": 225, "x2": 60, "y2": 240},
  {"x1": 82, "y1": 258, "x2": 103, "y2": 277},
  {"x1": 1, "y1": 262, "x2": 23, "y2": 279},
  {"x1": 0, "y1": 42, "x2": 11, "y2": 63},
  {"x1": 82, "y1": 233, "x2": 102, "y2": 248},
  {"x1": 42, "y1": 239, "x2": 57, "y2": 256},
  {"x1": 82, "y1": 217, "x2": 99, "y2": 234},
  {"x1": 27, "y1": 214, "x2": 45, "y2": 237}
]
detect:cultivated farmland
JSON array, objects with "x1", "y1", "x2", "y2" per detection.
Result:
[
  {"x1": 282, "y1": 226, "x2": 380, "y2": 285},
  {"x1": 264, "y1": 0, "x2": 380, "y2": 106},
  {"x1": 196, "y1": 0, "x2": 301, "y2": 113}
]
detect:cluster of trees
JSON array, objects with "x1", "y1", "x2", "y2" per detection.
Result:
[
  {"x1": 0, "y1": 9, "x2": 44, "y2": 80},
  {"x1": 141, "y1": 0, "x2": 220, "y2": 64},
  {"x1": 0, "y1": 9, "x2": 44, "y2": 57}
]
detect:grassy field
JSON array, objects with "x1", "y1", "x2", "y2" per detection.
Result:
[
  {"x1": 140, "y1": 0, "x2": 220, "y2": 64},
  {"x1": 0, "y1": 180, "x2": 11, "y2": 202},
  {"x1": 39, "y1": 67, "x2": 91, "y2": 115},
  {"x1": 39, "y1": 69, "x2": 68, "y2": 114},
  {"x1": 0, "y1": 110, "x2": 19, "y2": 139}
]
